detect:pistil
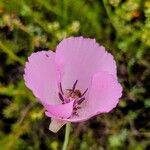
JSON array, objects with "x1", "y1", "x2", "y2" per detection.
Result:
[{"x1": 58, "y1": 80, "x2": 88, "y2": 116}]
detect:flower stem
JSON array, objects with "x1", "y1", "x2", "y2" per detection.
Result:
[{"x1": 62, "y1": 123, "x2": 71, "y2": 150}]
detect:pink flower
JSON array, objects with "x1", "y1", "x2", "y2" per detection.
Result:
[{"x1": 24, "y1": 37, "x2": 122, "y2": 132}]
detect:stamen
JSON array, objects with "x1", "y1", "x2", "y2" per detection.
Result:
[
  {"x1": 77, "y1": 97, "x2": 85, "y2": 105},
  {"x1": 72, "y1": 80, "x2": 78, "y2": 92},
  {"x1": 73, "y1": 108, "x2": 77, "y2": 111},
  {"x1": 81, "y1": 88, "x2": 88, "y2": 97},
  {"x1": 73, "y1": 111, "x2": 79, "y2": 116},
  {"x1": 74, "y1": 106, "x2": 81, "y2": 110},
  {"x1": 59, "y1": 82, "x2": 64, "y2": 94},
  {"x1": 58, "y1": 92, "x2": 64, "y2": 102}
]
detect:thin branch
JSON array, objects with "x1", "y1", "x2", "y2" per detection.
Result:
[{"x1": 0, "y1": 41, "x2": 24, "y2": 65}]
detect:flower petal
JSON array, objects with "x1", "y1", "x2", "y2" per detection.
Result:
[
  {"x1": 45, "y1": 100, "x2": 74, "y2": 119},
  {"x1": 63, "y1": 72, "x2": 122, "y2": 122},
  {"x1": 24, "y1": 51, "x2": 60, "y2": 105},
  {"x1": 55, "y1": 37, "x2": 117, "y2": 92},
  {"x1": 86, "y1": 72, "x2": 122, "y2": 113},
  {"x1": 49, "y1": 118, "x2": 66, "y2": 133}
]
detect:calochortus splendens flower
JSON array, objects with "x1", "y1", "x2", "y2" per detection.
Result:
[{"x1": 24, "y1": 37, "x2": 122, "y2": 133}]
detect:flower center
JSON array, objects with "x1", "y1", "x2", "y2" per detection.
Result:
[
  {"x1": 58, "y1": 80, "x2": 88, "y2": 116},
  {"x1": 66, "y1": 89, "x2": 82, "y2": 99}
]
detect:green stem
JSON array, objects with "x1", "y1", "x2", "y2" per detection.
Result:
[
  {"x1": 102, "y1": 0, "x2": 118, "y2": 31},
  {"x1": 0, "y1": 41, "x2": 24, "y2": 65},
  {"x1": 62, "y1": 123, "x2": 71, "y2": 150}
]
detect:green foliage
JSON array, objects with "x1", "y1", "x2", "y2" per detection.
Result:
[
  {"x1": 0, "y1": 0, "x2": 149, "y2": 149},
  {"x1": 109, "y1": 129, "x2": 128, "y2": 149}
]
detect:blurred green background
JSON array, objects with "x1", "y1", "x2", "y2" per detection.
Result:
[{"x1": 0, "y1": 0, "x2": 149, "y2": 149}]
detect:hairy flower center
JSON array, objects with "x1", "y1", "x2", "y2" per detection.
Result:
[
  {"x1": 58, "y1": 80, "x2": 88, "y2": 116},
  {"x1": 66, "y1": 89, "x2": 82, "y2": 99}
]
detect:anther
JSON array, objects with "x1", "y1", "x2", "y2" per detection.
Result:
[
  {"x1": 59, "y1": 82, "x2": 64, "y2": 94},
  {"x1": 73, "y1": 111, "x2": 79, "y2": 116},
  {"x1": 72, "y1": 80, "x2": 78, "y2": 92},
  {"x1": 58, "y1": 92, "x2": 64, "y2": 102},
  {"x1": 77, "y1": 97, "x2": 85, "y2": 105},
  {"x1": 81, "y1": 88, "x2": 88, "y2": 97}
]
